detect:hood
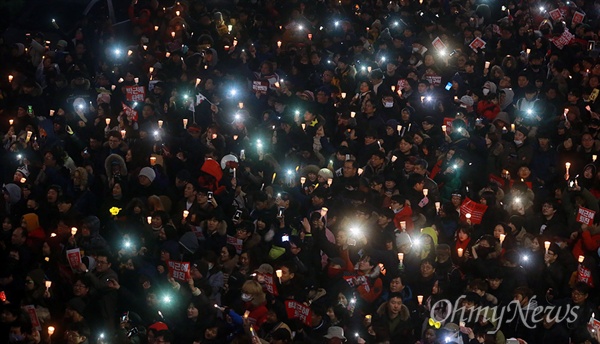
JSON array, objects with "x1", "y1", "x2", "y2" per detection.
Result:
[
  {"x1": 200, "y1": 159, "x2": 223, "y2": 182},
  {"x1": 376, "y1": 301, "x2": 411, "y2": 322},
  {"x1": 179, "y1": 231, "x2": 199, "y2": 254},
  {"x1": 82, "y1": 216, "x2": 101, "y2": 236},
  {"x1": 201, "y1": 219, "x2": 227, "y2": 236},
  {"x1": 3, "y1": 183, "x2": 21, "y2": 204},
  {"x1": 493, "y1": 111, "x2": 511, "y2": 126},
  {"x1": 421, "y1": 227, "x2": 438, "y2": 246},
  {"x1": 22, "y1": 213, "x2": 40, "y2": 231},
  {"x1": 500, "y1": 88, "x2": 514, "y2": 110},
  {"x1": 105, "y1": 154, "x2": 128, "y2": 178}
]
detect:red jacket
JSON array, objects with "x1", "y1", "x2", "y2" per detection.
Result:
[
  {"x1": 393, "y1": 206, "x2": 414, "y2": 233},
  {"x1": 572, "y1": 230, "x2": 600, "y2": 258}
]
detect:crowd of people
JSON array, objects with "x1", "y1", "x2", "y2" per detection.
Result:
[{"x1": 1, "y1": 0, "x2": 600, "y2": 343}]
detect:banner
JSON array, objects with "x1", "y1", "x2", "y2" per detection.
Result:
[
  {"x1": 577, "y1": 264, "x2": 594, "y2": 287},
  {"x1": 125, "y1": 85, "x2": 146, "y2": 102},
  {"x1": 121, "y1": 102, "x2": 138, "y2": 122},
  {"x1": 432, "y1": 37, "x2": 446, "y2": 51},
  {"x1": 226, "y1": 235, "x2": 244, "y2": 254},
  {"x1": 397, "y1": 79, "x2": 408, "y2": 91},
  {"x1": 262, "y1": 273, "x2": 278, "y2": 296},
  {"x1": 167, "y1": 260, "x2": 191, "y2": 282},
  {"x1": 23, "y1": 305, "x2": 41, "y2": 331},
  {"x1": 551, "y1": 29, "x2": 574, "y2": 50},
  {"x1": 424, "y1": 75, "x2": 442, "y2": 87},
  {"x1": 549, "y1": 9, "x2": 562, "y2": 21},
  {"x1": 469, "y1": 37, "x2": 486, "y2": 52},
  {"x1": 192, "y1": 226, "x2": 205, "y2": 240},
  {"x1": 576, "y1": 206, "x2": 596, "y2": 225},
  {"x1": 285, "y1": 300, "x2": 312, "y2": 326},
  {"x1": 66, "y1": 248, "x2": 82, "y2": 272},
  {"x1": 572, "y1": 11, "x2": 585, "y2": 25},
  {"x1": 459, "y1": 198, "x2": 488, "y2": 225},
  {"x1": 252, "y1": 81, "x2": 269, "y2": 94}
]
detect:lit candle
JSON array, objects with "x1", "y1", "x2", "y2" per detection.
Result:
[
  {"x1": 485, "y1": 61, "x2": 490, "y2": 69},
  {"x1": 457, "y1": 248, "x2": 464, "y2": 257},
  {"x1": 134, "y1": 77, "x2": 139, "y2": 84},
  {"x1": 421, "y1": 96, "x2": 425, "y2": 103},
  {"x1": 233, "y1": 168, "x2": 236, "y2": 179},
  {"x1": 300, "y1": 176, "x2": 306, "y2": 186},
  {"x1": 578, "y1": 255, "x2": 585, "y2": 263},
  {"x1": 565, "y1": 162, "x2": 571, "y2": 172},
  {"x1": 243, "y1": 310, "x2": 250, "y2": 318},
  {"x1": 166, "y1": 52, "x2": 171, "y2": 58},
  {"x1": 128, "y1": 50, "x2": 133, "y2": 56},
  {"x1": 238, "y1": 102, "x2": 244, "y2": 109},
  {"x1": 26, "y1": 131, "x2": 32, "y2": 143},
  {"x1": 594, "y1": 155, "x2": 598, "y2": 162},
  {"x1": 233, "y1": 135, "x2": 238, "y2": 141},
  {"x1": 435, "y1": 202, "x2": 441, "y2": 213},
  {"x1": 105, "y1": 118, "x2": 111, "y2": 126},
  {"x1": 158, "y1": 120, "x2": 163, "y2": 128},
  {"x1": 499, "y1": 234, "x2": 506, "y2": 244},
  {"x1": 224, "y1": 45, "x2": 230, "y2": 51},
  {"x1": 50, "y1": 233, "x2": 57, "y2": 237},
  {"x1": 175, "y1": 10, "x2": 180, "y2": 16},
  {"x1": 544, "y1": 241, "x2": 551, "y2": 252},
  {"x1": 301, "y1": 123, "x2": 306, "y2": 130},
  {"x1": 398, "y1": 253, "x2": 404, "y2": 264},
  {"x1": 8, "y1": 75, "x2": 13, "y2": 83},
  {"x1": 367, "y1": 66, "x2": 372, "y2": 73},
  {"x1": 147, "y1": 216, "x2": 152, "y2": 224},
  {"x1": 358, "y1": 168, "x2": 364, "y2": 175},
  {"x1": 417, "y1": 295, "x2": 424, "y2": 305},
  {"x1": 391, "y1": 155, "x2": 397, "y2": 162},
  {"x1": 71, "y1": 227, "x2": 77, "y2": 236},
  {"x1": 465, "y1": 213, "x2": 471, "y2": 219},
  {"x1": 400, "y1": 221, "x2": 406, "y2": 231},
  {"x1": 227, "y1": 24, "x2": 233, "y2": 32},
  {"x1": 182, "y1": 118, "x2": 188, "y2": 128},
  {"x1": 150, "y1": 157, "x2": 157, "y2": 166},
  {"x1": 233, "y1": 39, "x2": 238, "y2": 46},
  {"x1": 120, "y1": 130, "x2": 126, "y2": 139},
  {"x1": 350, "y1": 111, "x2": 356, "y2": 118},
  {"x1": 397, "y1": 124, "x2": 402, "y2": 133},
  {"x1": 320, "y1": 207, "x2": 328, "y2": 217},
  {"x1": 48, "y1": 326, "x2": 55, "y2": 336},
  {"x1": 9, "y1": 119, "x2": 13, "y2": 126},
  {"x1": 327, "y1": 178, "x2": 333, "y2": 186},
  {"x1": 20, "y1": 177, "x2": 27, "y2": 183},
  {"x1": 341, "y1": 92, "x2": 347, "y2": 99},
  {"x1": 276, "y1": 269, "x2": 283, "y2": 282},
  {"x1": 183, "y1": 210, "x2": 189, "y2": 219},
  {"x1": 277, "y1": 41, "x2": 282, "y2": 48},
  {"x1": 171, "y1": 31, "x2": 176, "y2": 38},
  {"x1": 511, "y1": 124, "x2": 516, "y2": 132},
  {"x1": 423, "y1": 189, "x2": 428, "y2": 197},
  {"x1": 308, "y1": 33, "x2": 313, "y2": 40},
  {"x1": 442, "y1": 125, "x2": 447, "y2": 133},
  {"x1": 45, "y1": 281, "x2": 52, "y2": 289},
  {"x1": 154, "y1": 25, "x2": 159, "y2": 31}
]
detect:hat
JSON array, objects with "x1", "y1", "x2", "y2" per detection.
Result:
[
  {"x1": 148, "y1": 322, "x2": 169, "y2": 331},
  {"x1": 318, "y1": 168, "x2": 333, "y2": 180},
  {"x1": 516, "y1": 126, "x2": 529, "y2": 137},
  {"x1": 324, "y1": 326, "x2": 346, "y2": 340},
  {"x1": 460, "y1": 95, "x2": 474, "y2": 107},
  {"x1": 271, "y1": 328, "x2": 292, "y2": 341},
  {"x1": 67, "y1": 297, "x2": 87, "y2": 315},
  {"x1": 256, "y1": 263, "x2": 274, "y2": 275},
  {"x1": 16, "y1": 165, "x2": 30, "y2": 178},
  {"x1": 139, "y1": 167, "x2": 156, "y2": 182},
  {"x1": 179, "y1": 231, "x2": 199, "y2": 254},
  {"x1": 386, "y1": 119, "x2": 399, "y2": 128},
  {"x1": 302, "y1": 165, "x2": 320, "y2": 176},
  {"x1": 422, "y1": 116, "x2": 435, "y2": 125},
  {"x1": 329, "y1": 257, "x2": 347, "y2": 269}
]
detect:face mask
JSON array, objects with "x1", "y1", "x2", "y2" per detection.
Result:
[
  {"x1": 9, "y1": 334, "x2": 24, "y2": 343},
  {"x1": 241, "y1": 293, "x2": 253, "y2": 302},
  {"x1": 383, "y1": 101, "x2": 394, "y2": 108},
  {"x1": 482, "y1": 89, "x2": 490, "y2": 96},
  {"x1": 409, "y1": 58, "x2": 416, "y2": 65},
  {"x1": 514, "y1": 140, "x2": 523, "y2": 145}
]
